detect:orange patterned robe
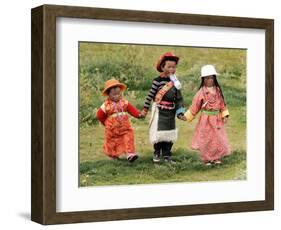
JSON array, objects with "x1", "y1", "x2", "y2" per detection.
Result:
[
  {"x1": 96, "y1": 98, "x2": 140, "y2": 158},
  {"x1": 184, "y1": 86, "x2": 231, "y2": 162}
]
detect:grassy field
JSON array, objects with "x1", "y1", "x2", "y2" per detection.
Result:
[{"x1": 79, "y1": 42, "x2": 247, "y2": 187}]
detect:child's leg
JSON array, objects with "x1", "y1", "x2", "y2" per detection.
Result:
[
  {"x1": 162, "y1": 142, "x2": 176, "y2": 164},
  {"x1": 153, "y1": 143, "x2": 162, "y2": 156},
  {"x1": 153, "y1": 142, "x2": 162, "y2": 162},
  {"x1": 103, "y1": 138, "x2": 118, "y2": 159},
  {"x1": 162, "y1": 141, "x2": 173, "y2": 159},
  {"x1": 124, "y1": 130, "x2": 136, "y2": 154},
  {"x1": 123, "y1": 131, "x2": 139, "y2": 162}
]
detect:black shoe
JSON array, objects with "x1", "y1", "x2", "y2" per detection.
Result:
[
  {"x1": 204, "y1": 161, "x2": 212, "y2": 166},
  {"x1": 164, "y1": 157, "x2": 176, "y2": 164},
  {"x1": 127, "y1": 153, "x2": 139, "y2": 163},
  {"x1": 153, "y1": 154, "x2": 161, "y2": 163}
]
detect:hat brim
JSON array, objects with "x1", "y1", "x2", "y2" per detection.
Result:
[
  {"x1": 200, "y1": 73, "x2": 220, "y2": 78},
  {"x1": 102, "y1": 83, "x2": 127, "y2": 96},
  {"x1": 156, "y1": 56, "x2": 179, "y2": 72}
]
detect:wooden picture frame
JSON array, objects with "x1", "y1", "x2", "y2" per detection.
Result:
[{"x1": 31, "y1": 4, "x2": 274, "y2": 225}]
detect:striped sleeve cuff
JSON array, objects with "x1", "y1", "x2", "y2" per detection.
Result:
[
  {"x1": 184, "y1": 110, "x2": 195, "y2": 122},
  {"x1": 176, "y1": 107, "x2": 186, "y2": 116}
]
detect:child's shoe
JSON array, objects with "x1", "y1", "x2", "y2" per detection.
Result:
[
  {"x1": 164, "y1": 156, "x2": 176, "y2": 164},
  {"x1": 153, "y1": 154, "x2": 161, "y2": 163},
  {"x1": 127, "y1": 153, "x2": 139, "y2": 162},
  {"x1": 214, "y1": 160, "x2": 222, "y2": 165}
]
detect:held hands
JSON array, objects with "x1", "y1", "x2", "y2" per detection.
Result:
[
  {"x1": 138, "y1": 113, "x2": 145, "y2": 119},
  {"x1": 178, "y1": 114, "x2": 187, "y2": 121},
  {"x1": 139, "y1": 109, "x2": 148, "y2": 119}
]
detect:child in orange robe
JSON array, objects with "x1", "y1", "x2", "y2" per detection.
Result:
[{"x1": 96, "y1": 79, "x2": 143, "y2": 162}]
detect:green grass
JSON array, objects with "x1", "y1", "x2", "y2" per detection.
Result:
[
  {"x1": 79, "y1": 43, "x2": 246, "y2": 126},
  {"x1": 79, "y1": 42, "x2": 247, "y2": 186},
  {"x1": 80, "y1": 150, "x2": 246, "y2": 186},
  {"x1": 79, "y1": 106, "x2": 246, "y2": 186}
]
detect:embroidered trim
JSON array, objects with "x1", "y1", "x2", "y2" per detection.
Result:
[
  {"x1": 154, "y1": 81, "x2": 174, "y2": 104},
  {"x1": 100, "y1": 103, "x2": 106, "y2": 112},
  {"x1": 157, "y1": 104, "x2": 175, "y2": 110}
]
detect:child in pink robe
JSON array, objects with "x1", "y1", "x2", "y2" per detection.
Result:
[{"x1": 184, "y1": 65, "x2": 231, "y2": 165}]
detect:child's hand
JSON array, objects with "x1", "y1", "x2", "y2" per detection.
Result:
[
  {"x1": 140, "y1": 109, "x2": 148, "y2": 118},
  {"x1": 138, "y1": 113, "x2": 145, "y2": 119},
  {"x1": 178, "y1": 114, "x2": 187, "y2": 121},
  {"x1": 222, "y1": 116, "x2": 229, "y2": 124}
]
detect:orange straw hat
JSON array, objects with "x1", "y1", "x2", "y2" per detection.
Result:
[
  {"x1": 102, "y1": 79, "x2": 127, "y2": 96},
  {"x1": 156, "y1": 52, "x2": 179, "y2": 72}
]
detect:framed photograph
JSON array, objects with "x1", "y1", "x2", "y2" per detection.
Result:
[{"x1": 31, "y1": 4, "x2": 274, "y2": 225}]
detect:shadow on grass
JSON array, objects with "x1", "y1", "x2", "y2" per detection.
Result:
[{"x1": 80, "y1": 149, "x2": 246, "y2": 186}]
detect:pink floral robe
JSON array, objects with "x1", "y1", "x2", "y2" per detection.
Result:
[{"x1": 185, "y1": 86, "x2": 231, "y2": 162}]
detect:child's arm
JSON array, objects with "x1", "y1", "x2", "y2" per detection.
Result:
[
  {"x1": 175, "y1": 90, "x2": 186, "y2": 121},
  {"x1": 220, "y1": 102, "x2": 230, "y2": 118},
  {"x1": 184, "y1": 90, "x2": 203, "y2": 122},
  {"x1": 127, "y1": 103, "x2": 142, "y2": 118},
  {"x1": 219, "y1": 94, "x2": 229, "y2": 123},
  {"x1": 141, "y1": 79, "x2": 160, "y2": 117},
  {"x1": 221, "y1": 106, "x2": 230, "y2": 120},
  {"x1": 218, "y1": 89, "x2": 229, "y2": 119},
  {"x1": 96, "y1": 104, "x2": 107, "y2": 125}
]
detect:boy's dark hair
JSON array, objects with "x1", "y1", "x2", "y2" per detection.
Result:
[{"x1": 199, "y1": 75, "x2": 226, "y2": 105}]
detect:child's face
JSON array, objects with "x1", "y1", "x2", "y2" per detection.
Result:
[
  {"x1": 161, "y1": 60, "x2": 177, "y2": 75},
  {"x1": 203, "y1": 75, "x2": 215, "y2": 87},
  {"x1": 108, "y1": 86, "x2": 121, "y2": 102}
]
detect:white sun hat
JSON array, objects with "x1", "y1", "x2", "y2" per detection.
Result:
[{"x1": 200, "y1": 64, "x2": 219, "y2": 78}]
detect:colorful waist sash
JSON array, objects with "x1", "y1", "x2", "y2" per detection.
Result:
[
  {"x1": 157, "y1": 101, "x2": 175, "y2": 110},
  {"x1": 201, "y1": 110, "x2": 220, "y2": 115}
]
